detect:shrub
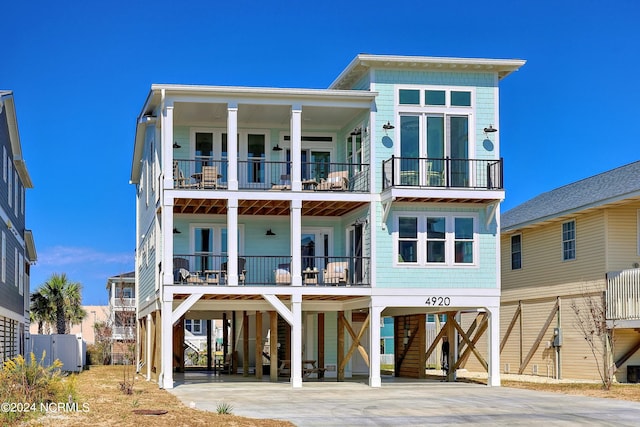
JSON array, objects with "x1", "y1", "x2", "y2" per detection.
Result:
[
  {"x1": 216, "y1": 401, "x2": 233, "y2": 415},
  {"x1": 0, "y1": 352, "x2": 77, "y2": 424}
]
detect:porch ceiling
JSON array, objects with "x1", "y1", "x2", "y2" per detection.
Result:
[
  {"x1": 174, "y1": 197, "x2": 368, "y2": 216},
  {"x1": 173, "y1": 102, "x2": 366, "y2": 129},
  {"x1": 172, "y1": 293, "x2": 362, "y2": 302}
]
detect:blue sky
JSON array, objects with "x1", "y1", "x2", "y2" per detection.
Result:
[{"x1": 2, "y1": 0, "x2": 639, "y2": 304}]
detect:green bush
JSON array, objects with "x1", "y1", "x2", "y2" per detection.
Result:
[{"x1": 0, "y1": 352, "x2": 77, "y2": 424}]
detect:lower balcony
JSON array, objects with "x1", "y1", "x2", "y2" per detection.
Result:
[
  {"x1": 172, "y1": 254, "x2": 370, "y2": 287},
  {"x1": 382, "y1": 157, "x2": 503, "y2": 190}
]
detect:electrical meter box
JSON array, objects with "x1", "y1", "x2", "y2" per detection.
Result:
[{"x1": 553, "y1": 328, "x2": 562, "y2": 347}]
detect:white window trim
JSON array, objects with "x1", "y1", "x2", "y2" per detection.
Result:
[
  {"x1": 562, "y1": 219, "x2": 576, "y2": 262},
  {"x1": 190, "y1": 223, "x2": 245, "y2": 256},
  {"x1": 511, "y1": 233, "x2": 522, "y2": 270},
  {"x1": 393, "y1": 211, "x2": 479, "y2": 268},
  {"x1": 396, "y1": 85, "x2": 476, "y2": 110}
]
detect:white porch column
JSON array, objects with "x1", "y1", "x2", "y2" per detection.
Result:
[
  {"x1": 146, "y1": 313, "x2": 152, "y2": 381},
  {"x1": 487, "y1": 305, "x2": 501, "y2": 387},
  {"x1": 290, "y1": 200, "x2": 302, "y2": 286},
  {"x1": 227, "y1": 198, "x2": 239, "y2": 286},
  {"x1": 162, "y1": 97, "x2": 174, "y2": 189},
  {"x1": 369, "y1": 302, "x2": 383, "y2": 387},
  {"x1": 161, "y1": 296, "x2": 174, "y2": 389},
  {"x1": 227, "y1": 103, "x2": 239, "y2": 191},
  {"x1": 162, "y1": 201, "x2": 174, "y2": 287},
  {"x1": 290, "y1": 105, "x2": 302, "y2": 192},
  {"x1": 291, "y1": 293, "x2": 303, "y2": 387}
]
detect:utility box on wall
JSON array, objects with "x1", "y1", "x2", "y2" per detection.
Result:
[{"x1": 553, "y1": 328, "x2": 562, "y2": 347}]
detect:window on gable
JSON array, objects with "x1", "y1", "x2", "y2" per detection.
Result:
[
  {"x1": 451, "y1": 91, "x2": 471, "y2": 106},
  {"x1": 425, "y1": 90, "x2": 446, "y2": 106},
  {"x1": 562, "y1": 220, "x2": 576, "y2": 261},
  {"x1": 511, "y1": 234, "x2": 522, "y2": 270},
  {"x1": 399, "y1": 89, "x2": 420, "y2": 105}
]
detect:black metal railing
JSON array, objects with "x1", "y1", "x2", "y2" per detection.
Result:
[
  {"x1": 172, "y1": 254, "x2": 370, "y2": 286},
  {"x1": 173, "y1": 159, "x2": 369, "y2": 192},
  {"x1": 173, "y1": 159, "x2": 228, "y2": 189},
  {"x1": 382, "y1": 157, "x2": 503, "y2": 190}
]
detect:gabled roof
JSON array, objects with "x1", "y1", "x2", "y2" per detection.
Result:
[
  {"x1": 502, "y1": 160, "x2": 640, "y2": 231},
  {"x1": 330, "y1": 54, "x2": 526, "y2": 90}
]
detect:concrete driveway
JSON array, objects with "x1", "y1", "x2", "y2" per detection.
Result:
[{"x1": 168, "y1": 373, "x2": 640, "y2": 426}]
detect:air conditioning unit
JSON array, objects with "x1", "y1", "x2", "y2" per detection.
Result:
[
  {"x1": 532, "y1": 364, "x2": 539, "y2": 375},
  {"x1": 504, "y1": 363, "x2": 510, "y2": 374}
]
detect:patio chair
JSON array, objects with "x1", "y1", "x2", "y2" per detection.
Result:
[
  {"x1": 274, "y1": 263, "x2": 291, "y2": 285},
  {"x1": 200, "y1": 165, "x2": 219, "y2": 189},
  {"x1": 271, "y1": 174, "x2": 291, "y2": 191},
  {"x1": 173, "y1": 257, "x2": 190, "y2": 283},
  {"x1": 317, "y1": 170, "x2": 349, "y2": 191},
  {"x1": 323, "y1": 261, "x2": 349, "y2": 285},
  {"x1": 221, "y1": 257, "x2": 247, "y2": 284},
  {"x1": 173, "y1": 161, "x2": 188, "y2": 188}
]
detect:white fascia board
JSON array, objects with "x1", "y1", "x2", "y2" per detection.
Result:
[
  {"x1": 151, "y1": 84, "x2": 377, "y2": 102},
  {"x1": 2, "y1": 95, "x2": 33, "y2": 189},
  {"x1": 24, "y1": 230, "x2": 36, "y2": 262},
  {"x1": 330, "y1": 54, "x2": 527, "y2": 89}
]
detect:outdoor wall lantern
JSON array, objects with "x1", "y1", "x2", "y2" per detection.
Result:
[{"x1": 265, "y1": 229, "x2": 276, "y2": 236}]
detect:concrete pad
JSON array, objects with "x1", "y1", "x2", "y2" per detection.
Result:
[{"x1": 168, "y1": 374, "x2": 640, "y2": 426}]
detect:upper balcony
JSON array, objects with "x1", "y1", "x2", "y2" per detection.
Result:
[{"x1": 382, "y1": 157, "x2": 503, "y2": 191}]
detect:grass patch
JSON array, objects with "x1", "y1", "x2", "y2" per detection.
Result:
[{"x1": 24, "y1": 365, "x2": 293, "y2": 427}]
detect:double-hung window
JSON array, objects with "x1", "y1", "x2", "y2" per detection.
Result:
[
  {"x1": 511, "y1": 235, "x2": 522, "y2": 270},
  {"x1": 562, "y1": 220, "x2": 576, "y2": 261},
  {"x1": 396, "y1": 213, "x2": 477, "y2": 266},
  {"x1": 398, "y1": 217, "x2": 418, "y2": 263},
  {"x1": 185, "y1": 319, "x2": 202, "y2": 334}
]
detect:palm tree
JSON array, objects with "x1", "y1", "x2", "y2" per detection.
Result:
[
  {"x1": 30, "y1": 290, "x2": 53, "y2": 334},
  {"x1": 40, "y1": 273, "x2": 86, "y2": 334}
]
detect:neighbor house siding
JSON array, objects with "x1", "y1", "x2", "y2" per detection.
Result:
[
  {"x1": 605, "y1": 203, "x2": 640, "y2": 271},
  {"x1": 502, "y1": 211, "x2": 607, "y2": 294}
]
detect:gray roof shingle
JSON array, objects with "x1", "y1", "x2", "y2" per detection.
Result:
[{"x1": 502, "y1": 161, "x2": 640, "y2": 230}]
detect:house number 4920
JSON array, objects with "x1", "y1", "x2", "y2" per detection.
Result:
[{"x1": 425, "y1": 297, "x2": 450, "y2": 306}]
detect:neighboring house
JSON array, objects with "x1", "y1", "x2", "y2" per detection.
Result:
[
  {"x1": 28, "y1": 305, "x2": 109, "y2": 345},
  {"x1": 499, "y1": 161, "x2": 640, "y2": 382},
  {"x1": 107, "y1": 272, "x2": 136, "y2": 364},
  {"x1": 0, "y1": 91, "x2": 36, "y2": 361},
  {"x1": 130, "y1": 54, "x2": 525, "y2": 389}
]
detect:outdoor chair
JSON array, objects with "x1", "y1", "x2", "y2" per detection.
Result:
[
  {"x1": 200, "y1": 165, "x2": 219, "y2": 189},
  {"x1": 323, "y1": 261, "x2": 349, "y2": 285},
  {"x1": 221, "y1": 257, "x2": 247, "y2": 284},
  {"x1": 317, "y1": 170, "x2": 349, "y2": 191},
  {"x1": 173, "y1": 257, "x2": 190, "y2": 283},
  {"x1": 274, "y1": 263, "x2": 291, "y2": 285},
  {"x1": 271, "y1": 174, "x2": 291, "y2": 190}
]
